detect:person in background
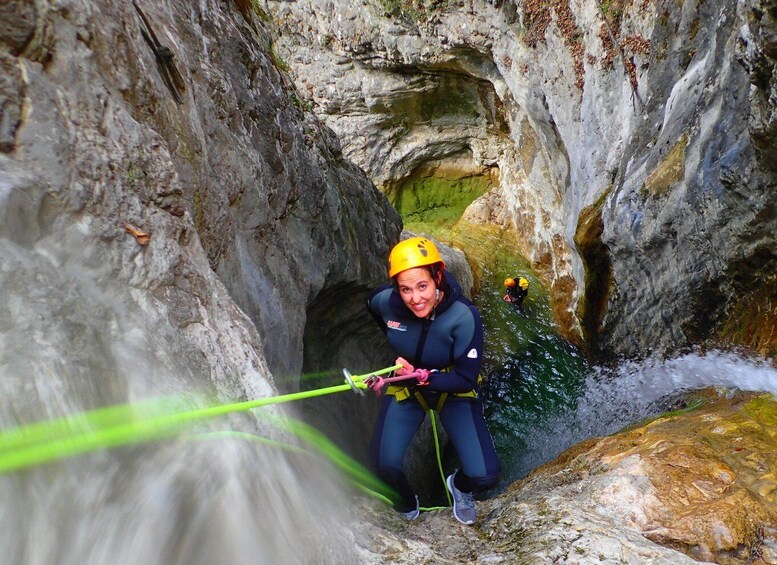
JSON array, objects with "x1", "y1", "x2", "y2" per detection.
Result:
[
  {"x1": 366, "y1": 236, "x2": 501, "y2": 525},
  {"x1": 503, "y1": 277, "x2": 529, "y2": 313}
]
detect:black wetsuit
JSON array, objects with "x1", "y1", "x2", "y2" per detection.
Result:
[
  {"x1": 366, "y1": 272, "x2": 501, "y2": 510},
  {"x1": 505, "y1": 282, "x2": 527, "y2": 312}
]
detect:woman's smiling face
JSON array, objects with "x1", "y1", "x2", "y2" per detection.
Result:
[{"x1": 396, "y1": 267, "x2": 438, "y2": 318}]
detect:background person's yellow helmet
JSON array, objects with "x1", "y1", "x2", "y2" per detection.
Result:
[
  {"x1": 388, "y1": 237, "x2": 445, "y2": 278},
  {"x1": 518, "y1": 277, "x2": 529, "y2": 290},
  {"x1": 504, "y1": 278, "x2": 515, "y2": 287}
]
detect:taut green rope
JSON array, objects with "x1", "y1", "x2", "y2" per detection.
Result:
[
  {"x1": 430, "y1": 409, "x2": 452, "y2": 507},
  {"x1": 0, "y1": 396, "x2": 176, "y2": 453},
  {"x1": 0, "y1": 364, "x2": 402, "y2": 473}
]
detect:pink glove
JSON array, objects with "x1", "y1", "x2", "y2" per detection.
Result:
[
  {"x1": 366, "y1": 375, "x2": 386, "y2": 395},
  {"x1": 395, "y1": 357, "x2": 415, "y2": 377},
  {"x1": 503, "y1": 294, "x2": 510, "y2": 302}
]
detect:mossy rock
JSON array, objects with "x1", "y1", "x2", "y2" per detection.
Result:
[{"x1": 641, "y1": 134, "x2": 687, "y2": 198}]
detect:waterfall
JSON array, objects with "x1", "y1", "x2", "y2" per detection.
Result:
[{"x1": 500, "y1": 350, "x2": 777, "y2": 486}]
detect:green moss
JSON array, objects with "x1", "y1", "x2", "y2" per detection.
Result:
[
  {"x1": 269, "y1": 43, "x2": 290, "y2": 72},
  {"x1": 193, "y1": 186, "x2": 205, "y2": 234},
  {"x1": 233, "y1": 0, "x2": 271, "y2": 23},
  {"x1": 388, "y1": 170, "x2": 492, "y2": 232},
  {"x1": 641, "y1": 135, "x2": 687, "y2": 198},
  {"x1": 618, "y1": 397, "x2": 707, "y2": 433},
  {"x1": 126, "y1": 162, "x2": 142, "y2": 185},
  {"x1": 742, "y1": 395, "x2": 777, "y2": 427},
  {"x1": 660, "y1": 397, "x2": 707, "y2": 418},
  {"x1": 290, "y1": 92, "x2": 313, "y2": 111},
  {"x1": 251, "y1": 0, "x2": 271, "y2": 22},
  {"x1": 599, "y1": 0, "x2": 628, "y2": 23}
]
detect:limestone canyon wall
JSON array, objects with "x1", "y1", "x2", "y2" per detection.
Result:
[
  {"x1": 266, "y1": 0, "x2": 777, "y2": 359},
  {"x1": 0, "y1": 0, "x2": 400, "y2": 395}
]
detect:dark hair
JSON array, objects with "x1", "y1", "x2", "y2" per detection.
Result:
[{"x1": 393, "y1": 262, "x2": 445, "y2": 289}]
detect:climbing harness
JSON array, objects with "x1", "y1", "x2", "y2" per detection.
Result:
[
  {"x1": 384, "y1": 365, "x2": 480, "y2": 411},
  {"x1": 384, "y1": 386, "x2": 477, "y2": 409}
]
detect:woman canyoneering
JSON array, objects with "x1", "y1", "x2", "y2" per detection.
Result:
[{"x1": 365, "y1": 236, "x2": 501, "y2": 524}]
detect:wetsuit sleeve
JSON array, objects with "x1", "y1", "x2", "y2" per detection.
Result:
[{"x1": 426, "y1": 306, "x2": 484, "y2": 393}]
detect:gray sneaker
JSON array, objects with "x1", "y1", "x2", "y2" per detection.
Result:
[
  {"x1": 397, "y1": 495, "x2": 420, "y2": 520},
  {"x1": 446, "y1": 472, "x2": 476, "y2": 525}
]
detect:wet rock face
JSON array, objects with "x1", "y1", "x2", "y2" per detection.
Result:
[
  {"x1": 351, "y1": 390, "x2": 777, "y2": 564},
  {"x1": 598, "y1": 1, "x2": 777, "y2": 360},
  {"x1": 514, "y1": 390, "x2": 777, "y2": 564},
  {"x1": 740, "y1": 0, "x2": 777, "y2": 166},
  {"x1": 265, "y1": 0, "x2": 777, "y2": 359}
]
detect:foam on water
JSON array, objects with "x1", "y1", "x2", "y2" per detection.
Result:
[{"x1": 505, "y1": 350, "x2": 777, "y2": 486}]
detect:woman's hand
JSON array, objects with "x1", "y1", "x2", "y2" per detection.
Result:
[
  {"x1": 396, "y1": 357, "x2": 430, "y2": 386},
  {"x1": 414, "y1": 369, "x2": 430, "y2": 386},
  {"x1": 395, "y1": 357, "x2": 415, "y2": 376}
]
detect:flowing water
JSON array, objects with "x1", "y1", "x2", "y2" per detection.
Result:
[{"x1": 476, "y1": 268, "x2": 777, "y2": 488}]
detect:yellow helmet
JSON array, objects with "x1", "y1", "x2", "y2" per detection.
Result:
[
  {"x1": 518, "y1": 277, "x2": 529, "y2": 290},
  {"x1": 504, "y1": 278, "x2": 515, "y2": 287},
  {"x1": 388, "y1": 237, "x2": 445, "y2": 278}
]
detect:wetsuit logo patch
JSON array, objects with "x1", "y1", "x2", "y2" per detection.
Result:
[
  {"x1": 387, "y1": 320, "x2": 407, "y2": 332},
  {"x1": 467, "y1": 348, "x2": 478, "y2": 359}
]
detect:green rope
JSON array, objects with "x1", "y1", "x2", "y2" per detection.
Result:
[
  {"x1": 0, "y1": 396, "x2": 178, "y2": 453},
  {"x1": 0, "y1": 364, "x2": 402, "y2": 473},
  {"x1": 430, "y1": 409, "x2": 452, "y2": 506},
  {"x1": 264, "y1": 414, "x2": 398, "y2": 502},
  {"x1": 201, "y1": 427, "x2": 442, "y2": 511},
  {"x1": 190, "y1": 430, "x2": 309, "y2": 455},
  {"x1": 0, "y1": 362, "x2": 456, "y2": 515}
]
